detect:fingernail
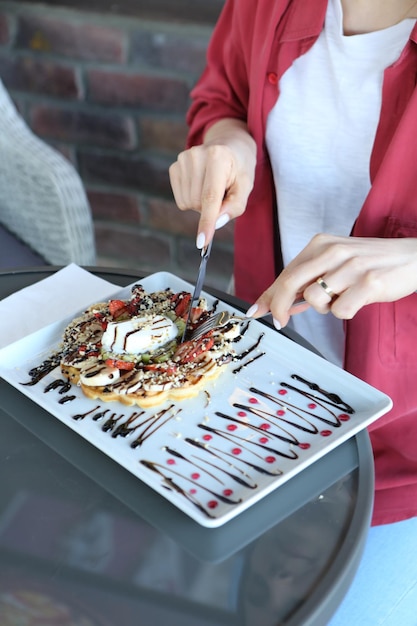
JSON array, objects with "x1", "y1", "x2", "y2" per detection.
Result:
[
  {"x1": 245, "y1": 303, "x2": 258, "y2": 318},
  {"x1": 273, "y1": 318, "x2": 281, "y2": 331},
  {"x1": 215, "y1": 213, "x2": 230, "y2": 230},
  {"x1": 196, "y1": 232, "x2": 206, "y2": 249}
]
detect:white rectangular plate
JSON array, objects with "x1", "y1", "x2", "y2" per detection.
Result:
[{"x1": 0, "y1": 271, "x2": 392, "y2": 527}]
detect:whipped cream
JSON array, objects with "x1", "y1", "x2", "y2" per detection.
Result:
[{"x1": 102, "y1": 314, "x2": 178, "y2": 355}]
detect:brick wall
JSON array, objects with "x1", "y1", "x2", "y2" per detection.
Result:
[{"x1": 0, "y1": 1, "x2": 235, "y2": 292}]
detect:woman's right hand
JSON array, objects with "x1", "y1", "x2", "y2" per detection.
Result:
[{"x1": 169, "y1": 118, "x2": 257, "y2": 248}]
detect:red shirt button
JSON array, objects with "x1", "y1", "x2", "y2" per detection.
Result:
[{"x1": 267, "y1": 72, "x2": 278, "y2": 85}]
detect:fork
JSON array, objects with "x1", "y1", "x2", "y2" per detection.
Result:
[
  {"x1": 190, "y1": 310, "x2": 248, "y2": 340},
  {"x1": 189, "y1": 296, "x2": 307, "y2": 341}
]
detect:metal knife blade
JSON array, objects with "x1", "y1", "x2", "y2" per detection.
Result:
[{"x1": 181, "y1": 238, "x2": 213, "y2": 342}]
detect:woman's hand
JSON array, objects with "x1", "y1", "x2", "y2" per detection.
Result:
[
  {"x1": 169, "y1": 118, "x2": 256, "y2": 248},
  {"x1": 247, "y1": 234, "x2": 417, "y2": 328}
]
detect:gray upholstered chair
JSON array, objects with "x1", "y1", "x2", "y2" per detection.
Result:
[{"x1": 0, "y1": 80, "x2": 96, "y2": 267}]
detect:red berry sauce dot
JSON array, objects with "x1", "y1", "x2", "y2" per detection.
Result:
[
  {"x1": 299, "y1": 442, "x2": 311, "y2": 450},
  {"x1": 191, "y1": 472, "x2": 200, "y2": 480},
  {"x1": 259, "y1": 437, "x2": 269, "y2": 444},
  {"x1": 203, "y1": 434, "x2": 212, "y2": 441},
  {"x1": 223, "y1": 489, "x2": 233, "y2": 497},
  {"x1": 276, "y1": 409, "x2": 285, "y2": 416},
  {"x1": 208, "y1": 500, "x2": 218, "y2": 509},
  {"x1": 190, "y1": 488, "x2": 197, "y2": 494},
  {"x1": 308, "y1": 403, "x2": 317, "y2": 409},
  {"x1": 339, "y1": 413, "x2": 350, "y2": 422},
  {"x1": 227, "y1": 424, "x2": 238, "y2": 431},
  {"x1": 320, "y1": 430, "x2": 332, "y2": 437},
  {"x1": 167, "y1": 458, "x2": 175, "y2": 465},
  {"x1": 265, "y1": 456, "x2": 276, "y2": 464},
  {"x1": 260, "y1": 422, "x2": 271, "y2": 430},
  {"x1": 249, "y1": 397, "x2": 259, "y2": 404},
  {"x1": 237, "y1": 411, "x2": 247, "y2": 417},
  {"x1": 278, "y1": 389, "x2": 288, "y2": 396},
  {"x1": 232, "y1": 447, "x2": 242, "y2": 455}
]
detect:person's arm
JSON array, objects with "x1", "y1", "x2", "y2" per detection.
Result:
[
  {"x1": 170, "y1": 0, "x2": 262, "y2": 247},
  {"x1": 246, "y1": 234, "x2": 417, "y2": 328},
  {"x1": 169, "y1": 118, "x2": 256, "y2": 249}
]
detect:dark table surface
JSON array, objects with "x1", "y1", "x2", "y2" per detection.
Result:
[{"x1": 0, "y1": 267, "x2": 374, "y2": 626}]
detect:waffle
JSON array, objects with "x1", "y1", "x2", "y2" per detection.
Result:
[{"x1": 59, "y1": 284, "x2": 240, "y2": 408}]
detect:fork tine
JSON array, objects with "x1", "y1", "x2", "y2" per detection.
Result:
[
  {"x1": 189, "y1": 315, "x2": 219, "y2": 340},
  {"x1": 190, "y1": 311, "x2": 246, "y2": 341}
]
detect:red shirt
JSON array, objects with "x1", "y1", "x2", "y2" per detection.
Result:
[{"x1": 187, "y1": 0, "x2": 417, "y2": 525}]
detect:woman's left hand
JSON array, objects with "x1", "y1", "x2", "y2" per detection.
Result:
[{"x1": 248, "y1": 234, "x2": 417, "y2": 328}]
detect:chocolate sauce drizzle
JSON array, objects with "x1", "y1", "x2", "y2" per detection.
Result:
[
  {"x1": 73, "y1": 406, "x2": 101, "y2": 421},
  {"x1": 101, "y1": 412, "x2": 122, "y2": 433},
  {"x1": 164, "y1": 445, "x2": 257, "y2": 489},
  {"x1": 217, "y1": 409, "x2": 306, "y2": 443},
  {"x1": 163, "y1": 446, "x2": 224, "y2": 484},
  {"x1": 142, "y1": 460, "x2": 242, "y2": 505},
  {"x1": 185, "y1": 438, "x2": 258, "y2": 487},
  {"x1": 232, "y1": 333, "x2": 265, "y2": 373},
  {"x1": 81, "y1": 404, "x2": 179, "y2": 446},
  {"x1": 288, "y1": 374, "x2": 355, "y2": 414},
  {"x1": 112, "y1": 412, "x2": 145, "y2": 438},
  {"x1": 199, "y1": 422, "x2": 296, "y2": 462},
  {"x1": 232, "y1": 320, "x2": 250, "y2": 341},
  {"x1": 22, "y1": 352, "x2": 64, "y2": 385},
  {"x1": 139, "y1": 460, "x2": 217, "y2": 519},
  {"x1": 130, "y1": 405, "x2": 180, "y2": 449},
  {"x1": 58, "y1": 395, "x2": 76, "y2": 404},
  {"x1": 44, "y1": 379, "x2": 72, "y2": 394},
  {"x1": 248, "y1": 384, "x2": 348, "y2": 428},
  {"x1": 185, "y1": 437, "x2": 270, "y2": 482},
  {"x1": 91, "y1": 409, "x2": 110, "y2": 422},
  {"x1": 232, "y1": 352, "x2": 266, "y2": 374}
]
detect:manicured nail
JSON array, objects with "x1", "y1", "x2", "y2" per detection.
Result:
[
  {"x1": 215, "y1": 213, "x2": 230, "y2": 230},
  {"x1": 245, "y1": 303, "x2": 258, "y2": 318},
  {"x1": 196, "y1": 232, "x2": 206, "y2": 249},
  {"x1": 273, "y1": 318, "x2": 281, "y2": 331}
]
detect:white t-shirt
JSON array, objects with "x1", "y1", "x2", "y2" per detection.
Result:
[{"x1": 266, "y1": 0, "x2": 415, "y2": 365}]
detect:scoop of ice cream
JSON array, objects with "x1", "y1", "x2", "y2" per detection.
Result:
[{"x1": 102, "y1": 314, "x2": 178, "y2": 355}]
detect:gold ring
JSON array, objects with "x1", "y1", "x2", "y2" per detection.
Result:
[{"x1": 316, "y1": 276, "x2": 337, "y2": 299}]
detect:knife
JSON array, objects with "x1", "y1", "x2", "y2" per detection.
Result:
[{"x1": 181, "y1": 238, "x2": 213, "y2": 342}]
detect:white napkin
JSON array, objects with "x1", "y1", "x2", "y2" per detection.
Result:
[{"x1": 0, "y1": 264, "x2": 120, "y2": 349}]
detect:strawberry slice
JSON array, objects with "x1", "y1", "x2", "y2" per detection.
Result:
[
  {"x1": 109, "y1": 299, "x2": 129, "y2": 319},
  {"x1": 93, "y1": 312, "x2": 108, "y2": 329},
  {"x1": 171, "y1": 292, "x2": 192, "y2": 319},
  {"x1": 105, "y1": 358, "x2": 135, "y2": 370},
  {"x1": 144, "y1": 363, "x2": 178, "y2": 375},
  {"x1": 173, "y1": 335, "x2": 214, "y2": 364},
  {"x1": 190, "y1": 306, "x2": 205, "y2": 323}
]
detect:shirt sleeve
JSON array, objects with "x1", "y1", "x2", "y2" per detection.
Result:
[{"x1": 186, "y1": 0, "x2": 251, "y2": 147}]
